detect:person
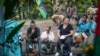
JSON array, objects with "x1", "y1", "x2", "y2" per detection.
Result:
[
  {"x1": 40, "y1": 26, "x2": 54, "y2": 42},
  {"x1": 87, "y1": 2, "x2": 98, "y2": 20},
  {"x1": 91, "y1": 19, "x2": 96, "y2": 42},
  {"x1": 67, "y1": 2, "x2": 78, "y2": 21},
  {"x1": 26, "y1": 20, "x2": 40, "y2": 52},
  {"x1": 51, "y1": 0, "x2": 65, "y2": 26},
  {"x1": 4, "y1": 14, "x2": 22, "y2": 56},
  {"x1": 55, "y1": 17, "x2": 74, "y2": 56},
  {"x1": 75, "y1": 15, "x2": 91, "y2": 47},
  {"x1": 40, "y1": 26, "x2": 55, "y2": 53},
  {"x1": 18, "y1": 30, "x2": 23, "y2": 55}
]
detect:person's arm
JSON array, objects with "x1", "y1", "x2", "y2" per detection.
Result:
[
  {"x1": 74, "y1": 6, "x2": 77, "y2": 14},
  {"x1": 62, "y1": 5, "x2": 66, "y2": 15},
  {"x1": 91, "y1": 29, "x2": 95, "y2": 33},
  {"x1": 85, "y1": 22, "x2": 91, "y2": 32},
  {"x1": 91, "y1": 22, "x2": 96, "y2": 33},
  {"x1": 18, "y1": 30, "x2": 22, "y2": 40},
  {"x1": 40, "y1": 32, "x2": 45, "y2": 41},
  {"x1": 53, "y1": 6, "x2": 57, "y2": 13},
  {"x1": 27, "y1": 28, "x2": 34, "y2": 38},
  {"x1": 87, "y1": 7, "x2": 90, "y2": 15},
  {"x1": 57, "y1": 25, "x2": 61, "y2": 38},
  {"x1": 62, "y1": 5, "x2": 65, "y2": 11},
  {"x1": 49, "y1": 32, "x2": 55, "y2": 42},
  {"x1": 57, "y1": 30, "x2": 60, "y2": 38},
  {"x1": 66, "y1": 30, "x2": 74, "y2": 37},
  {"x1": 67, "y1": 7, "x2": 69, "y2": 13},
  {"x1": 36, "y1": 27, "x2": 40, "y2": 39}
]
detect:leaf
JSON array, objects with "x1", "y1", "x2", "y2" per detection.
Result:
[{"x1": 5, "y1": 21, "x2": 25, "y2": 43}]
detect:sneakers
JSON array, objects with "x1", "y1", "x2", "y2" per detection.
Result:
[
  {"x1": 55, "y1": 52, "x2": 73, "y2": 56},
  {"x1": 29, "y1": 45, "x2": 33, "y2": 49},
  {"x1": 69, "y1": 52, "x2": 73, "y2": 56},
  {"x1": 55, "y1": 52, "x2": 59, "y2": 56}
]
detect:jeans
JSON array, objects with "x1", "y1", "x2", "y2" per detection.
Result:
[
  {"x1": 57, "y1": 37, "x2": 72, "y2": 53},
  {"x1": 26, "y1": 38, "x2": 42, "y2": 55},
  {"x1": 26, "y1": 38, "x2": 37, "y2": 51},
  {"x1": 41, "y1": 42, "x2": 55, "y2": 53}
]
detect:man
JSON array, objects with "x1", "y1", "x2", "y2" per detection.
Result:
[
  {"x1": 51, "y1": 0, "x2": 65, "y2": 26},
  {"x1": 67, "y1": 2, "x2": 78, "y2": 21},
  {"x1": 26, "y1": 20, "x2": 40, "y2": 52},
  {"x1": 40, "y1": 26, "x2": 55, "y2": 53},
  {"x1": 87, "y1": 2, "x2": 98, "y2": 20},
  {"x1": 40, "y1": 26, "x2": 54, "y2": 42}
]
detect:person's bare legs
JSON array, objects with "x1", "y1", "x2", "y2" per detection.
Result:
[
  {"x1": 58, "y1": 15, "x2": 64, "y2": 26},
  {"x1": 51, "y1": 15, "x2": 64, "y2": 26},
  {"x1": 51, "y1": 15, "x2": 59, "y2": 26}
]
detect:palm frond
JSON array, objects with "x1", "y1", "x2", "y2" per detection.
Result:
[{"x1": 5, "y1": 21, "x2": 25, "y2": 43}]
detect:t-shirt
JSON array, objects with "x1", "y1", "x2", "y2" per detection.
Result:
[
  {"x1": 27, "y1": 27, "x2": 40, "y2": 39},
  {"x1": 58, "y1": 24, "x2": 73, "y2": 37},
  {"x1": 77, "y1": 19, "x2": 91, "y2": 36},
  {"x1": 40, "y1": 31, "x2": 54, "y2": 41}
]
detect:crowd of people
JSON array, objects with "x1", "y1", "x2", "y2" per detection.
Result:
[{"x1": 26, "y1": 3, "x2": 97, "y2": 55}]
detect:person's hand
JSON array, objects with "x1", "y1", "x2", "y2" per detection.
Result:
[
  {"x1": 34, "y1": 38, "x2": 38, "y2": 41},
  {"x1": 82, "y1": 30, "x2": 86, "y2": 32},
  {"x1": 31, "y1": 29, "x2": 35, "y2": 34},
  {"x1": 43, "y1": 39, "x2": 48, "y2": 42},
  {"x1": 60, "y1": 35, "x2": 66, "y2": 39},
  {"x1": 49, "y1": 40, "x2": 54, "y2": 42},
  {"x1": 44, "y1": 38, "x2": 49, "y2": 42},
  {"x1": 65, "y1": 35, "x2": 69, "y2": 37},
  {"x1": 58, "y1": 35, "x2": 60, "y2": 39},
  {"x1": 91, "y1": 30, "x2": 95, "y2": 33},
  {"x1": 6, "y1": 43, "x2": 10, "y2": 48},
  {"x1": 45, "y1": 37, "x2": 49, "y2": 40}
]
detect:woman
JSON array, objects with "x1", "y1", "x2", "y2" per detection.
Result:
[
  {"x1": 4, "y1": 14, "x2": 21, "y2": 56},
  {"x1": 55, "y1": 17, "x2": 74, "y2": 56}
]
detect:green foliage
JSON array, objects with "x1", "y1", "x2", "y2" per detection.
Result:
[
  {"x1": 0, "y1": 0, "x2": 5, "y2": 5},
  {"x1": 4, "y1": 0, "x2": 19, "y2": 19},
  {"x1": 0, "y1": 0, "x2": 26, "y2": 44},
  {"x1": 74, "y1": 0, "x2": 97, "y2": 13},
  {"x1": 5, "y1": 21, "x2": 25, "y2": 43},
  {"x1": 1, "y1": 0, "x2": 97, "y2": 20}
]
